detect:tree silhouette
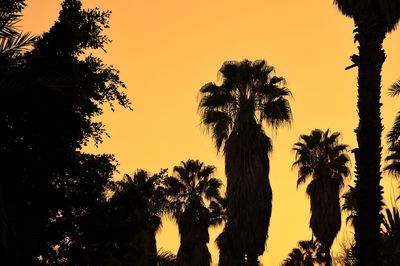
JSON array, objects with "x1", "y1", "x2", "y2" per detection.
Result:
[
  {"x1": 342, "y1": 185, "x2": 357, "y2": 225},
  {"x1": 0, "y1": 0, "x2": 130, "y2": 264},
  {"x1": 281, "y1": 240, "x2": 325, "y2": 266},
  {"x1": 381, "y1": 206, "x2": 400, "y2": 265},
  {"x1": 165, "y1": 159, "x2": 225, "y2": 266},
  {"x1": 63, "y1": 169, "x2": 169, "y2": 265},
  {"x1": 332, "y1": 1, "x2": 400, "y2": 263},
  {"x1": 292, "y1": 129, "x2": 350, "y2": 265},
  {"x1": 199, "y1": 59, "x2": 292, "y2": 265}
]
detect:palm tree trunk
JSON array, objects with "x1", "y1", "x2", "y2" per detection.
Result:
[
  {"x1": 324, "y1": 246, "x2": 332, "y2": 266},
  {"x1": 353, "y1": 17, "x2": 385, "y2": 266}
]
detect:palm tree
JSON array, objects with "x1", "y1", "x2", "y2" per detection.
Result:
[
  {"x1": 199, "y1": 59, "x2": 292, "y2": 265},
  {"x1": 112, "y1": 169, "x2": 169, "y2": 266},
  {"x1": 281, "y1": 240, "x2": 325, "y2": 266},
  {"x1": 332, "y1": 1, "x2": 400, "y2": 264},
  {"x1": 71, "y1": 169, "x2": 169, "y2": 266},
  {"x1": 292, "y1": 129, "x2": 350, "y2": 265},
  {"x1": 165, "y1": 159, "x2": 224, "y2": 266},
  {"x1": 381, "y1": 206, "x2": 400, "y2": 265}
]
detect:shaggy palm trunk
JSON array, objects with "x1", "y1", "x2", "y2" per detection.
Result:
[
  {"x1": 177, "y1": 209, "x2": 211, "y2": 266},
  {"x1": 223, "y1": 117, "x2": 272, "y2": 266},
  {"x1": 217, "y1": 231, "x2": 242, "y2": 266},
  {"x1": 353, "y1": 17, "x2": 385, "y2": 266},
  {"x1": 129, "y1": 227, "x2": 158, "y2": 266},
  {"x1": 308, "y1": 178, "x2": 341, "y2": 266}
]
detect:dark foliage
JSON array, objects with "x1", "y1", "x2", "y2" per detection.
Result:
[
  {"x1": 165, "y1": 159, "x2": 225, "y2": 266},
  {"x1": 281, "y1": 240, "x2": 326, "y2": 266},
  {"x1": 0, "y1": 0, "x2": 130, "y2": 264},
  {"x1": 64, "y1": 169, "x2": 168, "y2": 266}
]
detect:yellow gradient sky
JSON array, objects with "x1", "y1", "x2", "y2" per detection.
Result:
[{"x1": 22, "y1": 1, "x2": 400, "y2": 265}]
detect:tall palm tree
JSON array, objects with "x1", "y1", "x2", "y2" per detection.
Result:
[
  {"x1": 199, "y1": 59, "x2": 292, "y2": 265},
  {"x1": 165, "y1": 159, "x2": 224, "y2": 266},
  {"x1": 292, "y1": 129, "x2": 350, "y2": 265},
  {"x1": 333, "y1": 1, "x2": 400, "y2": 264}
]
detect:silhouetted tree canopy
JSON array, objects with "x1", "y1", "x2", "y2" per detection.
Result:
[
  {"x1": 65, "y1": 169, "x2": 169, "y2": 266},
  {"x1": 0, "y1": 0, "x2": 130, "y2": 264}
]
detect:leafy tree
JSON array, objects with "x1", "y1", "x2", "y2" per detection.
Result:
[
  {"x1": 332, "y1": 1, "x2": 400, "y2": 263},
  {"x1": 0, "y1": 0, "x2": 130, "y2": 264},
  {"x1": 199, "y1": 59, "x2": 292, "y2": 265},
  {"x1": 292, "y1": 129, "x2": 350, "y2": 265},
  {"x1": 165, "y1": 159, "x2": 225, "y2": 266}
]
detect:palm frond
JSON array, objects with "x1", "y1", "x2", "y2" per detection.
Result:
[
  {"x1": 388, "y1": 80, "x2": 400, "y2": 97},
  {"x1": 387, "y1": 112, "x2": 400, "y2": 145},
  {"x1": 157, "y1": 250, "x2": 177, "y2": 266},
  {"x1": 262, "y1": 98, "x2": 292, "y2": 129},
  {"x1": 0, "y1": 31, "x2": 36, "y2": 56}
]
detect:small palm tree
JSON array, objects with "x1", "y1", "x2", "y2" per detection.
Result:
[
  {"x1": 384, "y1": 144, "x2": 400, "y2": 201},
  {"x1": 382, "y1": 206, "x2": 400, "y2": 265},
  {"x1": 67, "y1": 169, "x2": 169, "y2": 266},
  {"x1": 292, "y1": 129, "x2": 350, "y2": 265},
  {"x1": 165, "y1": 159, "x2": 224, "y2": 266},
  {"x1": 342, "y1": 185, "x2": 357, "y2": 225},
  {"x1": 199, "y1": 59, "x2": 292, "y2": 265},
  {"x1": 281, "y1": 240, "x2": 325, "y2": 266},
  {"x1": 112, "y1": 169, "x2": 169, "y2": 266}
]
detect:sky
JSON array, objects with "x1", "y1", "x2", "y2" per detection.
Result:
[{"x1": 22, "y1": 0, "x2": 400, "y2": 265}]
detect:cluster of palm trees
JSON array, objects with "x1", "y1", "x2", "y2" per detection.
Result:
[
  {"x1": 3, "y1": 0, "x2": 400, "y2": 265},
  {"x1": 106, "y1": 160, "x2": 225, "y2": 266}
]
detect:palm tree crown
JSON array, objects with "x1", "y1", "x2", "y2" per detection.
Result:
[
  {"x1": 293, "y1": 129, "x2": 350, "y2": 264},
  {"x1": 334, "y1": 0, "x2": 400, "y2": 32},
  {"x1": 199, "y1": 59, "x2": 292, "y2": 151}
]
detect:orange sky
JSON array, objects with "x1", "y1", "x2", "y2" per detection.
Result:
[{"x1": 22, "y1": 1, "x2": 400, "y2": 265}]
